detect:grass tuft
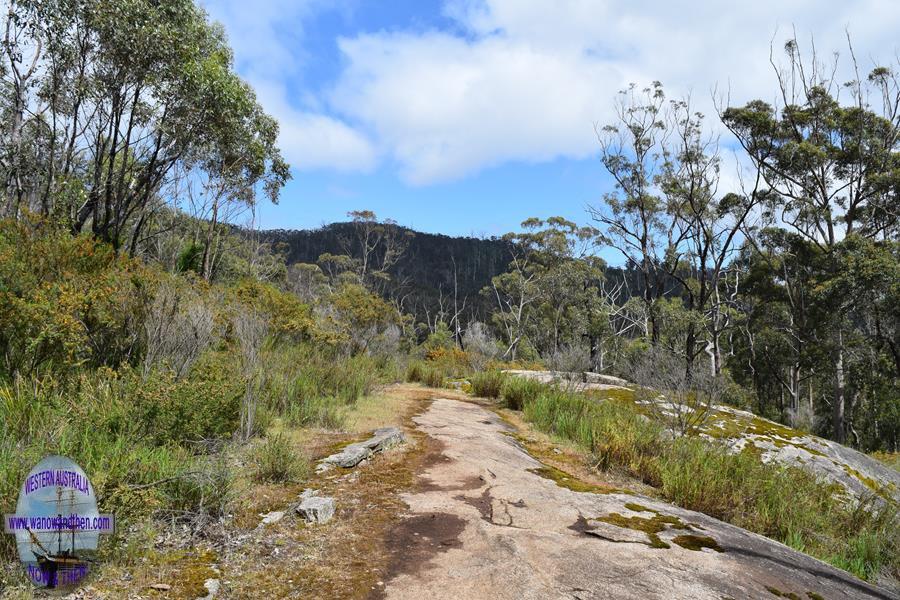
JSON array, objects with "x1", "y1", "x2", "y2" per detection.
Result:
[
  {"x1": 251, "y1": 433, "x2": 310, "y2": 484},
  {"x1": 500, "y1": 376, "x2": 544, "y2": 410},
  {"x1": 469, "y1": 370, "x2": 505, "y2": 398}
]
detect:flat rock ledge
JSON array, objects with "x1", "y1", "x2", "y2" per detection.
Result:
[
  {"x1": 502, "y1": 369, "x2": 631, "y2": 391},
  {"x1": 318, "y1": 426, "x2": 406, "y2": 471}
]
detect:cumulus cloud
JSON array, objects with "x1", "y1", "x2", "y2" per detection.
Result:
[
  {"x1": 331, "y1": 32, "x2": 620, "y2": 184},
  {"x1": 330, "y1": 0, "x2": 900, "y2": 184},
  {"x1": 202, "y1": 0, "x2": 376, "y2": 173},
  {"x1": 205, "y1": 0, "x2": 900, "y2": 183}
]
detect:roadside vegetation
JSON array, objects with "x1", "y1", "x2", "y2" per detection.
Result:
[{"x1": 497, "y1": 379, "x2": 899, "y2": 582}]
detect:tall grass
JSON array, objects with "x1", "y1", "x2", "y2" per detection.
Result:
[
  {"x1": 507, "y1": 378, "x2": 900, "y2": 582},
  {"x1": 470, "y1": 370, "x2": 505, "y2": 398},
  {"x1": 261, "y1": 343, "x2": 384, "y2": 428},
  {"x1": 405, "y1": 359, "x2": 447, "y2": 388},
  {"x1": 251, "y1": 433, "x2": 310, "y2": 484},
  {"x1": 501, "y1": 376, "x2": 548, "y2": 410}
]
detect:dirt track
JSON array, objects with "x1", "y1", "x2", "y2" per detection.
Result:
[{"x1": 378, "y1": 398, "x2": 897, "y2": 600}]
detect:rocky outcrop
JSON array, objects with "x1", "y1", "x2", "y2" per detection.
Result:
[
  {"x1": 503, "y1": 369, "x2": 900, "y2": 505},
  {"x1": 703, "y1": 405, "x2": 900, "y2": 504},
  {"x1": 319, "y1": 426, "x2": 406, "y2": 470},
  {"x1": 502, "y1": 369, "x2": 630, "y2": 391},
  {"x1": 380, "y1": 398, "x2": 897, "y2": 600}
]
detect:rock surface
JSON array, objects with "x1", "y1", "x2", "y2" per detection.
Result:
[
  {"x1": 379, "y1": 398, "x2": 897, "y2": 600},
  {"x1": 507, "y1": 369, "x2": 900, "y2": 504},
  {"x1": 503, "y1": 369, "x2": 631, "y2": 391},
  {"x1": 320, "y1": 426, "x2": 406, "y2": 469},
  {"x1": 296, "y1": 495, "x2": 335, "y2": 524},
  {"x1": 259, "y1": 510, "x2": 284, "y2": 526},
  {"x1": 702, "y1": 404, "x2": 900, "y2": 504},
  {"x1": 197, "y1": 578, "x2": 220, "y2": 600}
]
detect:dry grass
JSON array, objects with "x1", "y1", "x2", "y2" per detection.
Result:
[
  {"x1": 345, "y1": 386, "x2": 410, "y2": 434},
  {"x1": 222, "y1": 387, "x2": 438, "y2": 599},
  {"x1": 495, "y1": 407, "x2": 653, "y2": 497}
]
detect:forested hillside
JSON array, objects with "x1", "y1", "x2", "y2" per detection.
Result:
[{"x1": 260, "y1": 221, "x2": 513, "y2": 325}]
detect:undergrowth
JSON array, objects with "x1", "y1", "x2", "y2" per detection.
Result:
[
  {"x1": 470, "y1": 370, "x2": 505, "y2": 398},
  {"x1": 251, "y1": 433, "x2": 311, "y2": 484},
  {"x1": 504, "y1": 377, "x2": 900, "y2": 582}
]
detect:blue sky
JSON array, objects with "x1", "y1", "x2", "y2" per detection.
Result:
[{"x1": 202, "y1": 0, "x2": 900, "y2": 239}]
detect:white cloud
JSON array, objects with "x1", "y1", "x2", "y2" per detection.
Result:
[
  {"x1": 204, "y1": 0, "x2": 900, "y2": 184},
  {"x1": 202, "y1": 0, "x2": 376, "y2": 173},
  {"x1": 331, "y1": 32, "x2": 620, "y2": 184},
  {"x1": 329, "y1": 0, "x2": 900, "y2": 184}
]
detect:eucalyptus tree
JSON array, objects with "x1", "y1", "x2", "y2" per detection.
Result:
[
  {"x1": 0, "y1": 0, "x2": 289, "y2": 253},
  {"x1": 592, "y1": 82, "x2": 682, "y2": 346},
  {"x1": 722, "y1": 38, "x2": 900, "y2": 441},
  {"x1": 594, "y1": 83, "x2": 759, "y2": 379},
  {"x1": 486, "y1": 217, "x2": 599, "y2": 361}
]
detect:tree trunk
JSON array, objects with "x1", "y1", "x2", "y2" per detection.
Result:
[
  {"x1": 832, "y1": 330, "x2": 846, "y2": 443},
  {"x1": 201, "y1": 196, "x2": 220, "y2": 281}
]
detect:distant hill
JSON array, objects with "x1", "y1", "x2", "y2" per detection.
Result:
[
  {"x1": 259, "y1": 222, "x2": 666, "y2": 327},
  {"x1": 259, "y1": 223, "x2": 514, "y2": 322}
]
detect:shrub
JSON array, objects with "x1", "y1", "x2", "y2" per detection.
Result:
[
  {"x1": 406, "y1": 361, "x2": 425, "y2": 383},
  {"x1": 0, "y1": 219, "x2": 152, "y2": 377},
  {"x1": 143, "y1": 278, "x2": 218, "y2": 379},
  {"x1": 462, "y1": 321, "x2": 499, "y2": 370},
  {"x1": 470, "y1": 370, "x2": 505, "y2": 398},
  {"x1": 250, "y1": 433, "x2": 310, "y2": 484},
  {"x1": 500, "y1": 376, "x2": 544, "y2": 410},
  {"x1": 162, "y1": 453, "x2": 235, "y2": 527},
  {"x1": 137, "y1": 355, "x2": 243, "y2": 447},
  {"x1": 422, "y1": 368, "x2": 445, "y2": 388}
]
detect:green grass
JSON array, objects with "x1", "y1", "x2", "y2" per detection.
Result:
[
  {"x1": 470, "y1": 370, "x2": 505, "y2": 398},
  {"x1": 506, "y1": 377, "x2": 900, "y2": 583},
  {"x1": 262, "y1": 343, "x2": 386, "y2": 429},
  {"x1": 500, "y1": 376, "x2": 545, "y2": 410},
  {"x1": 251, "y1": 432, "x2": 310, "y2": 484},
  {"x1": 421, "y1": 367, "x2": 446, "y2": 388}
]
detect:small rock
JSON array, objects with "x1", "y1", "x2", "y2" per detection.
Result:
[
  {"x1": 196, "y1": 578, "x2": 220, "y2": 600},
  {"x1": 296, "y1": 495, "x2": 335, "y2": 524},
  {"x1": 260, "y1": 510, "x2": 284, "y2": 526},
  {"x1": 149, "y1": 583, "x2": 171, "y2": 591}
]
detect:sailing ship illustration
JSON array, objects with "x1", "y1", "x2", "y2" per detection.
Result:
[{"x1": 23, "y1": 486, "x2": 92, "y2": 589}]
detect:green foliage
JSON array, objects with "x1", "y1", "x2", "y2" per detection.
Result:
[
  {"x1": 286, "y1": 396, "x2": 346, "y2": 430},
  {"x1": 406, "y1": 360, "x2": 426, "y2": 383},
  {"x1": 228, "y1": 279, "x2": 316, "y2": 343},
  {"x1": 0, "y1": 0, "x2": 289, "y2": 249},
  {"x1": 136, "y1": 354, "x2": 244, "y2": 446},
  {"x1": 422, "y1": 367, "x2": 446, "y2": 388},
  {"x1": 176, "y1": 242, "x2": 205, "y2": 274},
  {"x1": 251, "y1": 433, "x2": 310, "y2": 484},
  {"x1": 0, "y1": 219, "x2": 153, "y2": 377},
  {"x1": 500, "y1": 377, "x2": 544, "y2": 410},
  {"x1": 469, "y1": 370, "x2": 505, "y2": 398},
  {"x1": 327, "y1": 282, "x2": 398, "y2": 353},
  {"x1": 260, "y1": 343, "x2": 382, "y2": 429},
  {"x1": 423, "y1": 321, "x2": 455, "y2": 353}
]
